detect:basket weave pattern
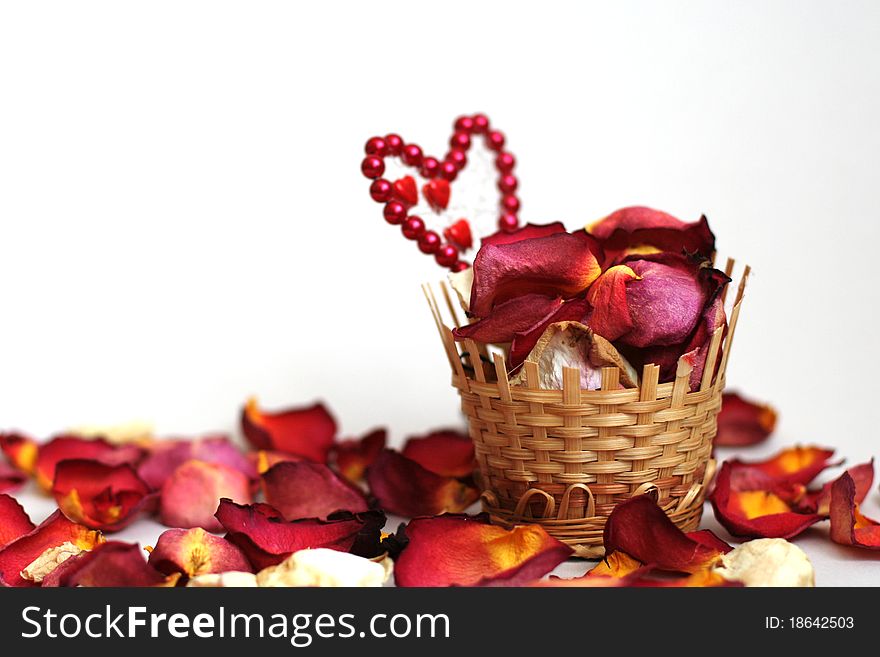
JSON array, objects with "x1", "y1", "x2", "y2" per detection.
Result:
[{"x1": 424, "y1": 259, "x2": 748, "y2": 558}]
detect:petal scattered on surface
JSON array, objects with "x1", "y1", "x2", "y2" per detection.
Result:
[
  {"x1": 401, "y1": 429, "x2": 475, "y2": 478},
  {"x1": 148, "y1": 527, "x2": 253, "y2": 578},
  {"x1": 241, "y1": 398, "x2": 337, "y2": 462},
  {"x1": 333, "y1": 428, "x2": 387, "y2": 483},
  {"x1": 160, "y1": 460, "x2": 252, "y2": 532},
  {"x1": 0, "y1": 493, "x2": 35, "y2": 549},
  {"x1": 715, "y1": 392, "x2": 778, "y2": 447},
  {"x1": 262, "y1": 461, "x2": 369, "y2": 520}
]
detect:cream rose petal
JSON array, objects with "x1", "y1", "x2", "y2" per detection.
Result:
[
  {"x1": 714, "y1": 538, "x2": 815, "y2": 587},
  {"x1": 186, "y1": 571, "x2": 258, "y2": 587},
  {"x1": 256, "y1": 548, "x2": 388, "y2": 587},
  {"x1": 20, "y1": 541, "x2": 85, "y2": 583}
]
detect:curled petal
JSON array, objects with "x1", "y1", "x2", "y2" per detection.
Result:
[
  {"x1": 585, "y1": 265, "x2": 640, "y2": 341},
  {"x1": 603, "y1": 494, "x2": 728, "y2": 573},
  {"x1": 454, "y1": 294, "x2": 564, "y2": 344},
  {"x1": 138, "y1": 435, "x2": 256, "y2": 489},
  {"x1": 809, "y1": 460, "x2": 874, "y2": 515},
  {"x1": 587, "y1": 550, "x2": 643, "y2": 578},
  {"x1": 0, "y1": 510, "x2": 103, "y2": 587},
  {"x1": 394, "y1": 514, "x2": 572, "y2": 587},
  {"x1": 469, "y1": 232, "x2": 601, "y2": 317},
  {"x1": 508, "y1": 296, "x2": 590, "y2": 369},
  {"x1": 367, "y1": 450, "x2": 479, "y2": 517},
  {"x1": 0, "y1": 493, "x2": 35, "y2": 548},
  {"x1": 481, "y1": 221, "x2": 567, "y2": 247},
  {"x1": 401, "y1": 429, "x2": 475, "y2": 478},
  {"x1": 242, "y1": 398, "x2": 337, "y2": 462},
  {"x1": 160, "y1": 460, "x2": 252, "y2": 532},
  {"x1": 0, "y1": 462, "x2": 26, "y2": 493},
  {"x1": 709, "y1": 462, "x2": 824, "y2": 539},
  {"x1": 715, "y1": 392, "x2": 778, "y2": 447},
  {"x1": 148, "y1": 527, "x2": 253, "y2": 578},
  {"x1": 0, "y1": 432, "x2": 38, "y2": 474},
  {"x1": 34, "y1": 435, "x2": 143, "y2": 491},
  {"x1": 262, "y1": 461, "x2": 369, "y2": 520},
  {"x1": 727, "y1": 445, "x2": 837, "y2": 486},
  {"x1": 52, "y1": 459, "x2": 153, "y2": 532},
  {"x1": 829, "y1": 472, "x2": 880, "y2": 550},
  {"x1": 43, "y1": 541, "x2": 167, "y2": 587},
  {"x1": 250, "y1": 449, "x2": 302, "y2": 475},
  {"x1": 333, "y1": 428, "x2": 386, "y2": 483},
  {"x1": 215, "y1": 499, "x2": 385, "y2": 571}
]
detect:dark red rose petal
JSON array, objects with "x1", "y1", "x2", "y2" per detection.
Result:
[
  {"x1": 261, "y1": 461, "x2": 369, "y2": 520},
  {"x1": 453, "y1": 294, "x2": 564, "y2": 344},
  {"x1": 401, "y1": 429, "x2": 475, "y2": 478},
  {"x1": 715, "y1": 392, "x2": 778, "y2": 447},
  {"x1": 829, "y1": 471, "x2": 880, "y2": 550},
  {"x1": 508, "y1": 296, "x2": 590, "y2": 369},
  {"x1": 43, "y1": 541, "x2": 167, "y2": 587},
  {"x1": 333, "y1": 428, "x2": 386, "y2": 483},
  {"x1": 480, "y1": 221, "x2": 567, "y2": 247}
]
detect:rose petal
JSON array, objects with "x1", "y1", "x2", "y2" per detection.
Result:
[
  {"x1": 603, "y1": 494, "x2": 728, "y2": 573},
  {"x1": 0, "y1": 462, "x2": 26, "y2": 493},
  {"x1": 52, "y1": 459, "x2": 154, "y2": 532},
  {"x1": 480, "y1": 221, "x2": 567, "y2": 247},
  {"x1": 215, "y1": 499, "x2": 385, "y2": 570},
  {"x1": 0, "y1": 493, "x2": 35, "y2": 548},
  {"x1": 715, "y1": 538, "x2": 815, "y2": 587},
  {"x1": 709, "y1": 462, "x2": 824, "y2": 539},
  {"x1": 808, "y1": 460, "x2": 874, "y2": 515},
  {"x1": 333, "y1": 428, "x2": 386, "y2": 483},
  {"x1": 401, "y1": 429, "x2": 475, "y2": 478},
  {"x1": 138, "y1": 435, "x2": 256, "y2": 489},
  {"x1": 829, "y1": 471, "x2": 880, "y2": 550},
  {"x1": 727, "y1": 445, "x2": 837, "y2": 486},
  {"x1": 34, "y1": 435, "x2": 143, "y2": 491},
  {"x1": 160, "y1": 460, "x2": 252, "y2": 532},
  {"x1": 241, "y1": 398, "x2": 337, "y2": 462},
  {"x1": 255, "y1": 547, "x2": 389, "y2": 587},
  {"x1": 454, "y1": 294, "x2": 565, "y2": 344},
  {"x1": 587, "y1": 550, "x2": 644, "y2": 578},
  {"x1": 262, "y1": 461, "x2": 369, "y2": 520},
  {"x1": 0, "y1": 432, "x2": 38, "y2": 474},
  {"x1": 394, "y1": 514, "x2": 572, "y2": 587},
  {"x1": 366, "y1": 450, "x2": 479, "y2": 517},
  {"x1": 43, "y1": 541, "x2": 167, "y2": 587},
  {"x1": 715, "y1": 392, "x2": 778, "y2": 447},
  {"x1": 148, "y1": 527, "x2": 253, "y2": 578},
  {"x1": 250, "y1": 449, "x2": 303, "y2": 475},
  {"x1": 469, "y1": 232, "x2": 601, "y2": 317},
  {"x1": 508, "y1": 296, "x2": 590, "y2": 369},
  {"x1": 541, "y1": 568, "x2": 738, "y2": 588},
  {"x1": 585, "y1": 265, "x2": 640, "y2": 341},
  {"x1": 0, "y1": 510, "x2": 103, "y2": 587}
]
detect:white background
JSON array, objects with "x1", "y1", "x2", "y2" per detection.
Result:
[{"x1": 1, "y1": 1, "x2": 879, "y2": 585}]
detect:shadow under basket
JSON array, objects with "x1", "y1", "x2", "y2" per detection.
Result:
[{"x1": 423, "y1": 258, "x2": 749, "y2": 559}]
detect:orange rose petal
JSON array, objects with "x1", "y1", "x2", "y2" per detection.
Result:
[
  {"x1": 366, "y1": 450, "x2": 479, "y2": 517},
  {"x1": 43, "y1": 541, "x2": 166, "y2": 587},
  {"x1": 829, "y1": 471, "x2": 880, "y2": 550},
  {"x1": 727, "y1": 445, "x2": 837, "y2": 486},
  {"x1": 261, "y1": 461, "x2": 369, "y2": 520},
  {"x1": 394, "y1": 514, "x2": 572, "y2": 587},
  {"x1": 809, "y1": 460, "x2": 874, "y2": 515},
  {"x1": 400, "y1": 430, "x2": 475, "y2": 478},
  {"x1": 241, "y1": 398, "x2": 337, "y2": 462},
  {"x1": 147, "y1": 527, "x2": 253, "y2": 578},
  {"x1": 585, "y1": 264, "x2": 640, "y2": 341},
  {"x1": 0, "y1": 493, "x2": 35, "y2": 548},
  {"x1": 34, "y1": 435, "x2": 143, "y2": 491},
  {"x1": 333, "y1": 428, "x2": 386, "y2": 483},
  {"x1": 52, "y1": 459, "x2": 154, "y2": 532},
  {"x1": 0, "y1": 510, "x2": 103, "y2": 587},
  {"x1": 0, "y1": 432, "x2": 38, "y2": 474},
  {"x1": 159, "y1": 460, "x2": 252, "y2": 532},
  {"x1": 715, "y1": 392, "x2": 778, "y2": 447},
  {"x1": 587, "y1": 550, "x2": 643, "y2": 578}
]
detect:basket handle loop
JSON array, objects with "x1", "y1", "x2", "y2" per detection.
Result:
[
  {"x1": 479, "y1": 490, "x2": 499, "y2": 510},
  {"x1": 630, "y1": 482, "x2": 660, "y2": 502},
  {"x1": 513, "y1": 488, "x2": 556, "y2": 519},
  {"x1": 557, "y1": 483, "x2": 596, "y2": 520},
  {"x1": 675, "y1": 483, "x2": 703, "y2": 513},
  {"x1": 701, "y1": 457, "x2": 717, "y2": 490}
]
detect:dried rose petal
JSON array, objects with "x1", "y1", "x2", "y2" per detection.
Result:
[
  {"x1": 808, "y1": 460, "x2": 874, "y2": 515},
  {"x1": 215, "y1": 499, "x2": 385, "y2": 570},
  {"x1": 52, "y1": 459, "x2": 154, "y2": 532},
  {"x1": 242, "y1": 398, "x2": 337, "y2": 462},
  {"x1": 508, "y1": 296, "x2": 590, "y2": 369},
  {"x1": 0, "y1": 493, "x2": 34, "y2": 548},
  {"x1": 262, "y1": 461, "x2": 369, "y2": 520},
  {"x1": 714, "y1": 538, "x2": 815, "y2": 587},
  {"x1": 401, "y1": 429, "x2": 475, "y2": 478},
  {"x1": 333, "y1": 428, "x2": 386, "y2": 483},
  {"x1": 395, "y1": 514, "x2": 571, "y2": 587},
  {"x1": 727, "y1": 446, "x2": 837, "y2": 486},
  {"x1": 250, "y1": 449, "x2": 303, "y2": 475},
  {"x1": 148, "y1": 527, "x2": 253, "y2": 577},
  {"x1": 43, "y1": 541, "x2": 167, "y2": 587},
  {"x1": 160, "y1": 460, "x2": 252, "y2": 532},
  {"x1": 0, "y1": 432, "x2": 38, "y2": 474},
  {"x1": 480, "y1": 221, "x2": 567, "y2": 247},
  {"x1": 715, "y1": 392, "x2": 778, "y2": 447},
  {"x1": 829, "y1": 471, "x2": 880, "y2": 550},
  {"x1": 0, "y1": 510, "x2": 103, "y2": 587},
  {"x1": 0, "y1": 462, "x2": 26, "y2": 493},
  {"x1": 367, "y1": 450, "x2": 479, "y2": 517},
  {"x1": 585, "y1": 265, "x2": 640, "y2": 341},
  {"x1": 469, "y1": 232, "x2": 601, "y2": 317},
  {"x1": 587, "y1": 550, "x2": 644, "y2": 578},
  {"x1": 453, "y1": 294, "x2": 564, "y2": 344},
  {"x1": 138, "y1": 435, "x2": 256, "y2": 489},
  {"x1": 34, "y1": 435, "x2": 143, "y2": 491}
]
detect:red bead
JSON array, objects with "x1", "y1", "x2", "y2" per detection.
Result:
[
  {"x1": 385, "y1": 133, "x2": 403, "y2": 155},
  {"x1": 383, "y1": 201, "x2": 407, "y2": 225},
  {"x1": 498, "y1": 174, "x2": 518, "y2": 194},
  {"x1": 435, "y1": 244, "x2": 459, "y2": 267},
  {"x1": 364, "y1": 136, "x2": 387, "y2": 156},
  {"x1": 450, "y1": 131, "x2": 471, "y2": 150},
  {"x1": 472, "y1": 113, "x2": 490, "y2": 133},
  {"x1": 487, "y1": 130, "x2": 505, "y2": 151},
  {"x1": 421, "y1": 156, "x2": 440, "y2": 178},
  {"x1": 401, "y1": 215, "x2": 426, "y2": 240},
  {"x1": 418, "y1": 230, "x2": 441, "y2": 254},
  {"x1": 454, "y1": 116, "x2": 475, "y2": 132},
  {"x1": 361, "y1": 155, "x2": 385, "y2": 179},
  {"x1": 498, "y1": 213, "x2": 519, "y2": 232},
  {"x1": 495, "y1": 151, "x2": 516, "y2": 172},
  {"x1": 369, "y1": 178, "x2": 393, "y2": 203},
  {"x1": 501, "y1": 194, "x2": 520, "y2": 213},
  {"x1": 446, "y1": 148, "x2": 467, "y2": 170},
  {"x1": 402, "y1": 144, "x2": 423, "y2": 166},
  {"x1": 450, "y1": 260, "x2": 470, "y2": 273},
  {"x1": 439, "y1": 161, "x2": 458, "y2": 181}
]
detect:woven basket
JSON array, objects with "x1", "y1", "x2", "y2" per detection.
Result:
[{"x1": 424, "y1": 258, "x2": 749, "y2": 558}]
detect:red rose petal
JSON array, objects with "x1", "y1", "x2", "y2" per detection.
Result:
[
  {"x1": 585, "y1": 264, "x2": 640, "y2": 341},
  {"x1": 0, "y1": 462, "x2": 27, "y2": 493},
  {"x1": 43, "y1": 541, "x2": 167, "y2": 587},
  {"x1": 727, "y1": 445, "x2": 837, "y2": 486},
  {"x1": 808, "y1": 460, "x2": 874, "y2": 515},
  {"x1": 138, "y1": 435, "x2": 256, "y2": 489},
  {"x1": 333, "y1": 428, "x2": 386, "y2": 483},
  {"x1": 148, "y1": 527, "x2": 253, "y2": 577},
  {"x1": 829, "y1": 471, "x2": 880, "y2": 550},
  {"x1": 481, "y1": 221, "x2": 567, "y2": 247},
  {"x1": 250, "y1": 449, "x2": 303, "y2": 475},
  {"x1": 453, "y1": 294, "x2": 564, "y2": 344},
  {"x1": 241, "y1": 398, "x2": 337, "y2": 462},
  {"x1": 159, "y1": 460, "x2": 252, "y2": 532},
  {"x1": 508, "y1": 296, "x2": 590, "y2": 369},
  {"x1": 715, "y1": 392, "x2": 778, "y2": 447},
  {"x1": 401, "y1": 429, "x2": 475, "y2": 478},
  {"x1": 0, "y1": 432, "x2": 38, "y2": 474},
  {"x1": 394, "y1": 514, "x2": 572, "y2": 587},
  {"x1": 262, "y1": 461, "x2": 369, "y2": 520},
  {"x1": 367, "y1": 450, "x2": 479, "y2": 517},
  {"x1": 34, "y1": 435, "x2": 143, "y2": 491},
  {"x1": 0, "y1": 493, "x2": 35, "y2": 548}
]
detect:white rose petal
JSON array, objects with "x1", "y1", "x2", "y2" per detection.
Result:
[
  {"x1": 256, "y1": 548, "x2": 389, "y2": 587},
  {"x1": 715, "y1": 538, "x2": 815, "y2": 587}
]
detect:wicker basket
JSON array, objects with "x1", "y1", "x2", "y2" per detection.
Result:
[{"x1": 423, "y1": 258, "x2": 749, "y2": 558}]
